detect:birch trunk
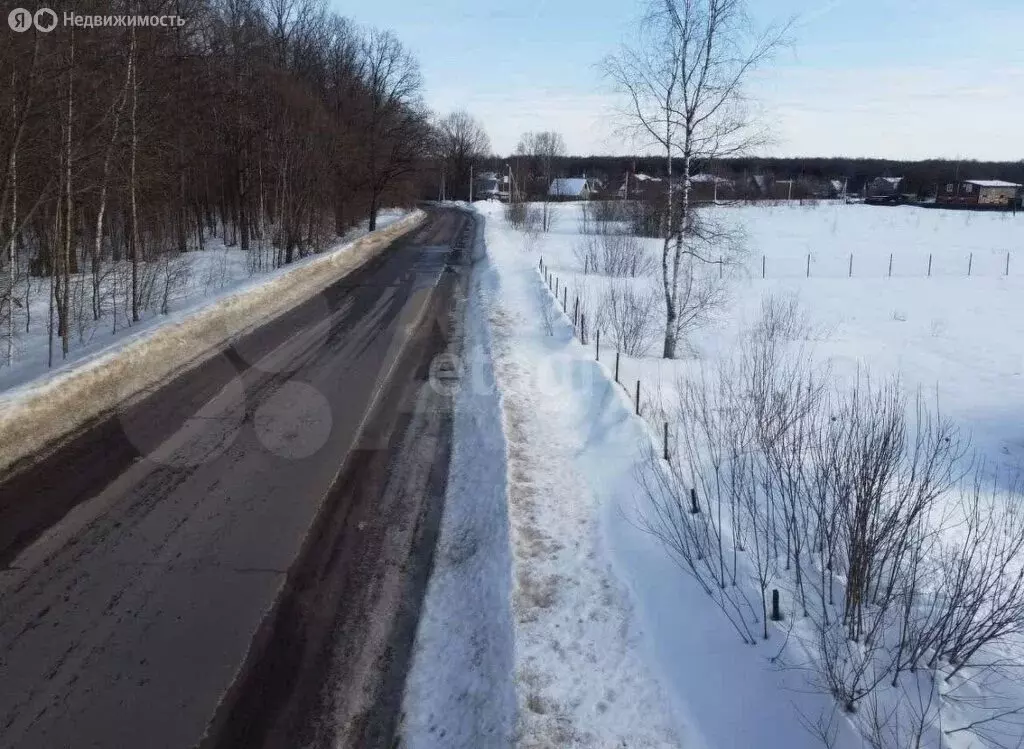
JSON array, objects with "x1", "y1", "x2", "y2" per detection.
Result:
[{"x1": 93, "y1": 29, "x2": 134, "y2": 321}]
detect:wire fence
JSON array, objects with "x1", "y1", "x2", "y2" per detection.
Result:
[{"x1": 742, "y1": 250, "x2": 1018, "y2": 280}]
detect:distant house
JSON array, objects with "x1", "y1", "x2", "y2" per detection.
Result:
[
  {"x1": 866, "y1": 176, "x2": 904, "y2": 197},
  {"x1": 549, "y1": 177, "x2": 598, "y2": 201},
  {"x1": 688, "y1": 173, "x2": 733, "y2": 201},
  {"x1": 474, "y1": 171, "x2": 510, "y2": 201},
  {"x1": 937, "y1": 179, "x2": 1021, "y2": 208},
  {"x1": 614, "y1": 173, "x2": 667, "y2": 201}
]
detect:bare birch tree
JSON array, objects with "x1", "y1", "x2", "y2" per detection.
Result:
[{"x1": 605, "y1": 0, "x2": 788, "y2": 358}]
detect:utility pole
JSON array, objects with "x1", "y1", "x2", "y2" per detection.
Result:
[{"x1": 469, "y1": 164, "x2": 473, "y2": 203}]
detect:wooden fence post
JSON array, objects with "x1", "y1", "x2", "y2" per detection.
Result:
[
  {"x1": 596, "y1": 329, "x2": 600, "y2": 361},
  {"x1": 1007, "y1": 251, "x2": 1011, "y2": 277},
  {"x1": 848, "y1": 252, "x2": 853, "y2": 277},
  {"x1": 563, "y1": 287, "x2": 567, "y2": 311},
  {"x1": 968, "y1": 252, "x2": 973, "y2": 277},
  {"x1": 635, "y1": 380, "x2": 641, "y2": 415},
  {"x1": 927, "y1": 254, "x2": 932, "y2": 277},
  {"x1": 573, "y1": 296, "x2": 579, "y2": 327},
  {"x1": 888, "y1": 252, "x2": 893, "y2": 277},
  {"x1": 614, "y1": 351, "x2": 620, "y2": 383},
  {"x1": 581, "y1": 313, "x2": 587, "y2": 344},
  {"x1": 806, "y1": 253, "x2": 810, "y2": 278},
  {"x1": 762, "y1": 255, "x2": 766, "y2": 279}
]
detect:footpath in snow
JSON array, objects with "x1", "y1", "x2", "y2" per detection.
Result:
[
  {"x1": 480, "y1": 207, "x2": 685, "y2": 748},
  {"x1": 405, "y1": 205, "x2": 684, "y2": 748}
]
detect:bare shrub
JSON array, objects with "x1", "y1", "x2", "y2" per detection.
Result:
[
  {"x1": 592, "y1": 199, "x2": 628, "y2": 224},
  {"x1": 635, "y1": 362, "x2": 762, "y2": 644},
  {"x1": 598, "y1": 282, "x2": 660, "y2": 356},
  {"x1": 504, "y1": 200, "x2": 528, "y2": 230},
  {"x1": 625, "y1": 198, "x2": 664, "y2": 238},
  {"x1": 203, "y1": 248, "x2": 231, "y2": 293},
  {"x1": 579, "y1": 200, "x2": 631, "y2": 235},
  {"x1": 574, "y1": 231, "x2": 657, "y2": 278},
  {"x1": 573, "y1": 235, "x2": 600, "y2": 274},
  {"x1": 635, "y1": 292, "x2": 1024, "y2": 742},
  {"x1": 757, "y1": 291, "x2": 813, "y2": 342},
  {"x1": 577, "y1": 201, "x2": 595, "y2": 236},
  {"x1": 158, "y1": 253, "x2": 192, "y2": 314},
  {"x1": 601, "y1": 232, "x2": 655, "y2": 278},
  {"x1": 666, "y1": 260, "x2": 727, "y2": 354}
]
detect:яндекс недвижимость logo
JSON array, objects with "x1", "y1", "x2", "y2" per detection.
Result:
[{"x1": 7, "y1": 7, "x2": 58, "y2": 32}]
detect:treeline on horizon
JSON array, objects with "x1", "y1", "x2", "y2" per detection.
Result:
[{"x1": 477, "y1": 155, "x2": 1024, "y2": 196}]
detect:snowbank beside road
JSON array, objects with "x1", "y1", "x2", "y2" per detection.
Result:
[
  {"x1": 0, "y1": 210, "x2": 423, "y2": 475},
  {"x1": 400, "y1": 210, "x2": 517, "y2": 749},
  {"x1": 478, "y1": 204, "x2": 685, "y2": 747}
]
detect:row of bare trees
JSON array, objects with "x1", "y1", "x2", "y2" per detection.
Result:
[
  {"x1": 0, "y1": 0, "x2": 433, "y2": 368},
  {"x1": 637, "y1": 294, "x2": 1024, "y2": 747}
]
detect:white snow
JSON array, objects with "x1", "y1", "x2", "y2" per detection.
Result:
[
  {"x1": 964, "y1": 179, "x2": 1021, "y2": 188},
  {"x1": 400, "y1": 211, "x2": 517, "y2": 749},
  {"x1": 455, "y1": 198, "x2": 1024, "y2": 748},
  {"x1": 0, "y1": 209, "x2": 418, "y2": 473},
  {"x1": 0, "y1": 209, "x2": 410, "y2": 398},
  {"x1": 478, "y1": 204, "x2": 686, "y2": 747}
]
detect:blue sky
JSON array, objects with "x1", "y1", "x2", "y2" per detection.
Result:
[{"x1": 334, "y1": 0, "x2": 1024, "y2": 160}]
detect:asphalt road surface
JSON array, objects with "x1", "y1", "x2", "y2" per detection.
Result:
[{"x1": 0, "y1": 207, "x2": 474, "y2": 749}]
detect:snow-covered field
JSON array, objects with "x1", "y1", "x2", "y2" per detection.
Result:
[
  {"x1": 528, "y1": 201, "x2": 1024, "y2": 469},
  {"x1": 439, "y1": 199, "x2": 1024, "y2": 748}
]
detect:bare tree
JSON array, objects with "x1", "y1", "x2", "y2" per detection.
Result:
[
  {"x1": 598, "y1": 281, "x2": 660, "y2": 356},
  {"x1": 359, "y1": 28, "x2": 429, "y2": 230},
  {"x1": 605, "y1": 0, "x2": 787, "y2": 357},
  {"x1": 516, "y1": 130, "x2": 565, "y2": 231},
  {"x1": 435, "y1": 110, "x2": 490, "y2": 202}
]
